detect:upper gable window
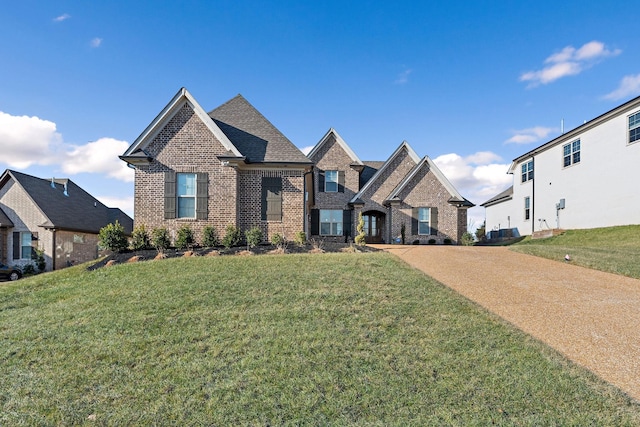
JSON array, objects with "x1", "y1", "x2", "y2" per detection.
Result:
[
  {"x1": 563, "y1": 139, "x2": 580, "y2": 167},
  {"x1": 629, "y1": 111, "x2": 640, "y2": 144},
  {"x1": 177, "y1": 173, "x2": 196, "y2": 218},
  {"x1": 325, "y1": 170, "x2": 339, "y2": 192},
  {"x1": 521, "y1": 160, "x2": 533, "y2": 183}
]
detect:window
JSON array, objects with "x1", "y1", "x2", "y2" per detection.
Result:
[
  {"x1": 13, "y1": 231, "x2": 36, "y2": 260},
  {"x1": 325, "y1": 170, "x2": 338, "y2": 192},
  {"x1": 320, "y1": 210, "x2": 343, "y2": 235},
  {"x1": 629, "y1": 111, "x2": 640, "y2": 144},
  {"x1": 177, "y1": 173, "x2": 196, "y2": 218},
  {"x1": 563, "y1": 139, "x2": 580, "y2": 167},
  {"x1": 521, "y1": 160, "x2": 533, "y2": 183},
  {"x1": 524, "y1": 197, "x2": 531, "y2": 221},
  {"x1": 262, "y1": 177, "x2": 282, "y2": 221},
  {"x1": 165, "y1": 172, "x2": 208, "y2": 220},
  {"x1": 418, "y1": 208, "x2": 431, "y2": 235}
]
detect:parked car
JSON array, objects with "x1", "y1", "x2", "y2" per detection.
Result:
[{"x1": 0, "y1": 263, "x2": 22, "y2": 281}]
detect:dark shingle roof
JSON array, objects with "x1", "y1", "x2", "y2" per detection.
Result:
[
  {"x1": 208, "y1": 95, "x2": 311, "y2": 164},
  {"x1": 360, "y1": 161, "x2": 385, "y2": 188},
  {"x1": 481, "y1": 186, "x2": 513, "y2": 207},
  {"x1": 4, "y1": 170, "x2": 133, "y2": 234},
  {"x1": 0, "y1": 206, "x2": 13, "y2": 227}
]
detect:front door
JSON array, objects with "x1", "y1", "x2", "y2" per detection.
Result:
[{"x1": 363, "y1": 212, "x2": 384, "y2": 243}]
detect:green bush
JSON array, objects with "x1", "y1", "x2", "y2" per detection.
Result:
[
  {"x1": 461, "y1": 232, "x2": 475, "y2": 246},
  {"x1": 35, "y1": 248, "x2": 46, "y2": 273},
  {"x1": 99, "y1": 221, "x2": 128, "y2": 253},
  {"x1": 271, "y1": 233, "x2": 285, "y2": 247},
  {"x1": 176, "y1": 224, "x2": 195, "y2": 250},
  {"x1": 131, "y1": 224, "x2": 151, "y2": 251},
  {"x1": 202, "y1": 225, "x2": 219, "y2": 247},
  {"x1": 245, "y1": 226, "x2": 263, "y2": 248},
  {"x1": 294, "y1": 231, "x2": 306, "y2": 247},
  {"x1": 151, "y1": 227, "x2": 171, "y2": 253},
  {"x1": 22, "y1": 264, "x2": 36, "y2": 276},
  {"x1": 443, "y1": 238, "x2": 452, "y2": 245},
  {"x1": 428, "y1": 239, "x2": 436, "y2": 245},
  {"x1": 222, "y1": 224, "x2": 242, "y2": 249}
]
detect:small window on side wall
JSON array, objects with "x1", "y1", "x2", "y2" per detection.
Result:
[
  {"x1": 521, "y1": 160, "x2": 533, "y2": 183},
  {"x1": 629, "y1": 111, "x2": 640, "y2": 144},
  {"x1": 524, "y1": 197, "x2": 531, "y2": 221},
  {"x1": 563, "y1": 140, "x2": 580, "y2": 167}
]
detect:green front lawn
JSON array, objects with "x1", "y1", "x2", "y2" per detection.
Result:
[
  {"x1": 512, "y1": 225, "x2": 640, "y2": 279},
  {"x1": 1, "y1": 253, "x2": 639, "y2": 425}
]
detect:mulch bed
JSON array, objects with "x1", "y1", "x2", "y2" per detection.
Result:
[{"x1": 88, "y1": 242, "x2": 379, "y2": 271}]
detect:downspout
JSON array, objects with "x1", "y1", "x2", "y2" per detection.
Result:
[
  {"x1": 303, "y1": 167, "x2": 314, "y2": 237},
  {"x1": 531, "y1": 157, "x2": 535, "y2": 235},
  {"x1": 51, "y1": 229, "x2": 56, "y2": 271}
]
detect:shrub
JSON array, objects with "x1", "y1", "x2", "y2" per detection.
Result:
[
  {"x1": 271, "y1": 233, "x2": 285, "y2": 247},
  {"x1": 355, "y1": 212, "x2": 366, "y2": 246},
  {"x1": 245, "y1": 226, "x2": 263, "y2": 249},
  {"x1": 443, "y1": 238, "x2": 452, "y2": 245},
  {"x1": 131, "y1": 224, "x2": 151, "y2": 251},
  {"x1": 294, "y1": 231, "x2": 306, "y2": 247},
  {"x1": 461, "y1": 232, "x2": 475, "y2": 246},
  {"x1": 222, "y1": 224, "x2": 242, "y2": 249},
  {"x1": 400, "y1": 223, "x2": 406, "y2": 245},
  {"x1": 35, "y1": 248, "x2": 46, "y2": 273},
  {"x1": 202, "y1": 225, "x2": 219, "y2": 247},
  {"x1": 99, "y1": 221, "x2": 128, "y2": 253},
  {"x1": 412, "y1": 239, "x2": 420, "y2": 245},
  {"x1": 176, "y1": 224, "x2": 195, "y2": 250},
  {"x1": 428, "y1": 239, "x2": 436, "y2": 245},
  {"x1": 22, "y1": 264, "x2": 36, "y2": 276},
  {"x1": 151, "y1": 227, "x2": 171, "y2": 253}
]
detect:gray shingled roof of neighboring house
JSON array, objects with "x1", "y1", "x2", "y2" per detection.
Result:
[
  {"x1": 0, "y1": 205, "x2": 13, "y2": 227},
  {"x1": 2, "y1": 170, "x2": 133, "y2": 234},
  {"x1": 208, "y1": 95, "x2": 312, "y2": 164},
  {"x1": 481, "y1": 186, "x2": 513, "y2": 207}
]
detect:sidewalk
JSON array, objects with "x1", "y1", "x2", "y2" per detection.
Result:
[{"x1": 379, "y1": 245, "x2": 640, "y2": 402}]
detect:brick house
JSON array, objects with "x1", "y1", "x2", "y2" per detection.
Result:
[
  {"x1": 120, "y1": 88, "x2": 313, "y2": 244},
  {"x1": 0, "y1": 169, "x2": 133, "y2": 271},
  {"x1": 122, "y1": 89, "x2": 472, "y2": 246},
  {"x1": 307, "y1": 129, "x2": 473, "y2": 244}
]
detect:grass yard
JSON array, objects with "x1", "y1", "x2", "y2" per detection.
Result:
[
  {"x1": 1, "y1": 253, "x2": 640, "y2": 425},
  {"x1": 511, "y1": 225, "x2": 640, "y2": 279}
]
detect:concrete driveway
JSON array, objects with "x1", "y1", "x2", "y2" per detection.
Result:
[{"x1": 378, "y1": 245, "x2": 640, "y2": 402}]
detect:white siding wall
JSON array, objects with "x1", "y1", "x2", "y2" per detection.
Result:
[
  {"x1": 485, "y1": 198, "x2": 516, "y2": 235},
  {"x1": 486, "y1": 103, "x2": 640, "y2": 236}
]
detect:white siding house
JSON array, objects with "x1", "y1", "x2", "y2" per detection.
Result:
[{"x1": 482, "y1": 95, "x2": 640, "y2": 238}]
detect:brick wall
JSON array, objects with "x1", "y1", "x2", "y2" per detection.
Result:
[{"x1": 54, "y1": 230, "x2": 99, "y2": 269}]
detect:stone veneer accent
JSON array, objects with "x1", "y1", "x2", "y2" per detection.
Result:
[{"x1": 134, "y1": 102, "x2": 306, "y2": 244}]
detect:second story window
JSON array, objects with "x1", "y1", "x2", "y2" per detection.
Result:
[
  {"x1": 629, "y1": 111, "x2": 640, "y2": 144},
  {"x1": 524, "y1": 196, "x2": 531, "y2": 221},
  {"x1": 325, "y1": 170, "x2": 338, "y2": 192},
  {"x1": 521, "y1": 160, "x2": 533, "y2": 183},
  {"x1": 563, "y1": 140, "x2": 580, "y2": 167}
]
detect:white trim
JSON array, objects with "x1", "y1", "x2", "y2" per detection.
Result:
[
  {"x1": 388, "y1": 155, "x2": 465, "y2": 202},
  {"x1": 122, "y1": 87, "x2": 242, "y2": 158},
  {"x1": 307, "y1": 128, "x2": 363, "y2": 165}
]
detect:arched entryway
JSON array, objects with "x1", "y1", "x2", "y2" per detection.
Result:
[{"x1": 362, "y1": 211, "x2": 385, "y2": 243}]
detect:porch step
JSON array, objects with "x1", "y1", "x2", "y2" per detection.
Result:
[{"x1": 532, "y1": 229, "x2": 565, "y2": 240}]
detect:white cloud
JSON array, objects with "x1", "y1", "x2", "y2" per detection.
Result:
[
  {"x1": 0, "y1": 111, "x2": 132, "y2": 182},
  {"x1": 520, "y1": 41, "x2": 621, "y2": 87},
  {"x1": 433, "y1": 152, "x2": 512, "y2": 231},
  {"x1": 61, "y1": 138, "x2": 134, "y2": 182},
  {"x1": 505, "y1": 126, "x2": 556, "y2": 144},
  {"x1": 96, "y1": 195, "x2": 134, "y2": 217},
  {"x1": 603, "y1": 74, "x2": 640, "y2": 101},
  {"x1": 90, "y1": 38, "x2": 103, "y2": 48},
  {"x1": 0, "y1": 111, "x2": 62, "y2": 169},
  {"x1": 394, "y1": 69, "x2": 413, "y2": 85},
  {"x1": 53, "y1": 13, "x2": 71, "y2": 22},
  {"x1": 299, "y1": 145, "x2": 314, "y2": 155}
]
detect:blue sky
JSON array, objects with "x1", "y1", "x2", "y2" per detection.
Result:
[{"x1": 2, "y1": 1, "x2": 639, "y2": 229}]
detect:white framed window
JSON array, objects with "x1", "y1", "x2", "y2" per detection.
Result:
[
  {"x1": 418, "y1": 208, "x2": 431, "y2": 235},
  {"x1": 324, "y1": 170, "x2": 338, "y2": 192},
  {"x1": 524, "y1": 197, "x2": 531, "y2": 221},
  {"x1": 21, "y1": 232, "x2": 32, "y2": 259},
  {"x1": 521, "y1": 160, "x2": 533, "y2": 183},
  {"x1": 563, "y1": 139, "x2": 580, "y2": 167},
  {"x1": 177, "y1": 173, "x2": 196, "y2": 218},
  {"x1": 320, "y1": 209, "x2": 343, "y2": 235},
  {"x1": 629, "y1": 111, "x2": 640, "y2": 144}
]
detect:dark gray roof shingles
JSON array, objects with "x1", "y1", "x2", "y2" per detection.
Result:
[
  {"x1": 208, "y1": 95, "x2": 311, "y2": 164},
  {"x1": 7, "y1": 170, "x2": 133, "y2": 234}
]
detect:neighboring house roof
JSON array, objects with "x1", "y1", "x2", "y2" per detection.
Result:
[
  {"x1": 387, "y1": 156, "x2": 475, "y2": 207},
  {"x1": 307, "y1": 128, "x2": 364, "y2": 166},
  {"x1": 0, "y1": 170, "x2": 133, "y2": 234},
  {"x1": 350, "y1": 141, "x2": 421, "y2": 204},
  {"x1": 0, "y1": 206, "x2": 13, "y2": 228},
  {"x1": 508, "y1": 94, "x2": 640, "y2": 173},
  {"x1": 481, "y1": 186, "x2": 513, "y2": 207},
  {"x1": 208, "y1": 94, "x2": 311, "y2": 165},
  {"x1": 121, "y1": 87, "x2": 242, "y2": 164}
]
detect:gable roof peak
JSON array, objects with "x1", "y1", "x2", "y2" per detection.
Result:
[{"x1": 307, "y1": 128, "x2": 363, "y2": 165}]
